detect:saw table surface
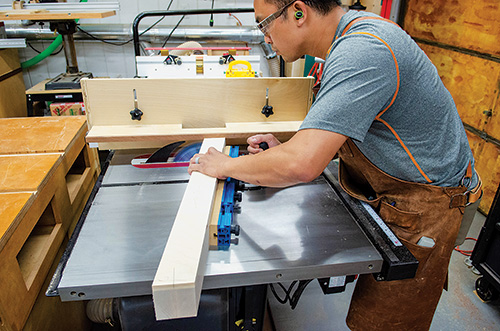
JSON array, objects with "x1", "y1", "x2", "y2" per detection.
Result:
[{"x1": 58, "y1": 161, "x2": 383, "y2": 301}]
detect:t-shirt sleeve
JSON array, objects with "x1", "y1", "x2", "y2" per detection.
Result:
[{"x1": 300, "y1": 33, "x2": 399, "y2": 142}]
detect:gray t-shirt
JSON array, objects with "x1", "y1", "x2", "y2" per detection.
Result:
[{"x1": 300, "y1": 11, "x2": 476, "y2": 188}]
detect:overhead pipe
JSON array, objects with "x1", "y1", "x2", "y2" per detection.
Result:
[
  {"x1": 132, "y1": 8, "x2": 255, "y2": 56},
  {"x1": 6, "y1": 24, "x2": 264, "y2": 45}
]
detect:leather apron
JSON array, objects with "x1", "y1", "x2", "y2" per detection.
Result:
[{"x1": 340, "y1": 139, "x2": 471, "y2": 330}]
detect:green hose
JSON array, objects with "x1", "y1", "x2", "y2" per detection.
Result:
[
  {"x1": 21, "y1": 35, "x2": 62, "y2": 69},
  {"x1": 21, "y1": 0, "x2": 87, "y2": 69}
]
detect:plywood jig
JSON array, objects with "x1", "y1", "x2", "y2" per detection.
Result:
[{"x1": 82, "y1": 77, "x2": 314, "y2": 149}]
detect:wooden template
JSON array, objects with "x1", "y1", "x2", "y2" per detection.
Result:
[
  {"x1": 82, "y1": 77, "x2": 314, "y2": 149},
  {"x1": 152, "y1": 138, "x2": 225, "y2": 320}
]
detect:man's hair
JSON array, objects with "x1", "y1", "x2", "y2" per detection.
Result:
[{"x1": 266, "y1": 0, "x2": 342, "y2": 17}]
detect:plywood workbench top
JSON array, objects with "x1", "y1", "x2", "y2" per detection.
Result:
[
  {"x1": 0, "y1": 192, "x2": 33, "y2": 246},
  {"x1": 0, "y1": 154, "x2": 61, "y2": 193},
  {"x1": 0, "y1": 116, "x2": 87, "y2": 155}
]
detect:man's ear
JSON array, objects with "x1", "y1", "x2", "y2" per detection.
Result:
[{"x1": 292, "y1": 1, "x2": 307, "y2": 26}]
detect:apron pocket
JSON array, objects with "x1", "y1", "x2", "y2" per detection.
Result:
[
  {"x1": 400, "y1": 238, "x2": 435, "y2": 273},
  {"x1": 339, "y1": 160, "x2": 381, "y2": 205},
  {"x1": 379, "y1": 200, "x2": 421, "y2": 233}
]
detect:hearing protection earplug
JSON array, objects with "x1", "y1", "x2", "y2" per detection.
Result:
[{"x1": 295, "y1": 11, "x2": 303, "y2": 20}]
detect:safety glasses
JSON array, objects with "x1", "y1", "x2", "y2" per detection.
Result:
[{"x1": 257, "y1": 1, "x2": 296, "y2": 35}]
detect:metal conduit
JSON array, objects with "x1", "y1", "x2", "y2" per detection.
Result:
[{"x1": 5, "y1": 24, "x2": 264, "y2": 45}]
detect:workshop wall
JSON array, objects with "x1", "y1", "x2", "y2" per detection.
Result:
[
  {"x1": 7, "y1": 0, "x2": 259, "y2": 88},
  {"x1": 402, "y1": 0, "x2": 500, "y2": 213},
  {"x1": 7, "y1": 0, "x2": 366, "y2": 88}
]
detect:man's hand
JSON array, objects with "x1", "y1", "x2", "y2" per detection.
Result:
[
  {"x1": 188, "y1": 147, "x2": 229, "y2": 179},
  {"x1": 247, "y1": 134, "x2": 281, "y2": 154}
]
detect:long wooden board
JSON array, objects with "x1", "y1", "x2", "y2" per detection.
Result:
[
  {"x1": 0, "y1": 10, "x2": 115, "y2": 20},
  {"x1": 152, "y1": 138, "x2": 225, "y2": 320}
]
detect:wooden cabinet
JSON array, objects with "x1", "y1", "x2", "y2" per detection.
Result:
[{"x1": 0, "y1": 49, "x2": 26, "y2": 118}]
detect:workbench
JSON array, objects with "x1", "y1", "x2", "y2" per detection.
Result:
[
  {"x1": 0, "y1": 116, "x2": 100, "y2": 331},
  {"x1": 25, "y1": 79, "x2": 83, "y2": 116}
]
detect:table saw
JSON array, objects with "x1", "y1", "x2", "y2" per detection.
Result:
[
  {"x1": 47, "y1": 77, "x2": 418, "y2": 330},
  {"x1": 48, "y1": 150, "x2": 417, "y2": 329}
]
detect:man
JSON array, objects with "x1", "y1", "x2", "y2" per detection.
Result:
[{"x1": 189, "y1": 0, "x2": 481, "y2": 329}]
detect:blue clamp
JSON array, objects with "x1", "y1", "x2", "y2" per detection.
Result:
[{"x1": 217, "y1": 146, "x2": 241, "y2": 249}]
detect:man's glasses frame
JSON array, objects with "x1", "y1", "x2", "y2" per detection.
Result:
[{"x1": 257, "y1": 1, "x2": 297, "y2": 35}]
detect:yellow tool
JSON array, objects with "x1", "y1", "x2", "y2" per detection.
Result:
[{"x1": 225, "y1": 60, "x2": 256, "y2": 78}]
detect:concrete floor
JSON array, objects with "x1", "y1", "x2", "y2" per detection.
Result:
[{"x1": 269, "y1": 211, "x2": 500, "y2": 330}]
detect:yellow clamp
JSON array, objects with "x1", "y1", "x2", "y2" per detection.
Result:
[{"x1": 225, "y1": 60, "x2": 256, "y2": 78}]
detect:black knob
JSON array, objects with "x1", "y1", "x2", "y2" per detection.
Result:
[
  {"x1": 261, "y1": 105, "x2": 274, "y2": 118},
  {"x1": 231, "y1": 225, "x2": 240, "y2": 236},
  {"x1": 130, "y1": 108, "x2": 143, "y2": 121},
  {"x1": 259, "y1": 142, "x2": 269, "y2": 150},
  {"x1": 234, "y1": 192, "x2": 242, "y2": 202}
]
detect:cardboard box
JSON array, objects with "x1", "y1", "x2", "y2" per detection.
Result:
[{"x1": 50, "y1": 102, "x2": 85, "y2": 116}]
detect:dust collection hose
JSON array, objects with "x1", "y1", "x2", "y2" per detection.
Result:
[{"x1": 20, "y1": 0, "x2": 87, "y2": 69}]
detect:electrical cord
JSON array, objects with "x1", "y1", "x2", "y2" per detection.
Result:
[
  {"x1": 76, "y1": 0, "x2": 175, "y2": 47},
  {"x1": 209, "y1": 0, "x2": 215, "y2": 26},
  {"x1": 27, "y1": 41, "x2": 64, "y2": 55},
  {"x1": 269, "y1": 279, "x2": 313, "y2": 309},
  {"x1": 228, "y1": 13, "x2": 243, "y2": 26},
  {"x1": 454, "y1": 237, "x2": 477, "y2": 256},
  {"x1": 160, "y1": 15, "x2": 185, "y2": 50}
]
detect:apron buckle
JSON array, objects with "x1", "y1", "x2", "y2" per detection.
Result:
[{"x1": 449, "y1": 191, "x2": 469, "y2": 209}]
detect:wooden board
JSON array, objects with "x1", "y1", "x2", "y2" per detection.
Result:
[
  {"x1": 83, "y1": 77, "x2": 313, "y2": 127},
  {"x1": 209, "y1": 146, "x2": 231, "y2": 248},
  {"x1": 152, "y1": 138, "x2": 225, "y2": 320},
  {"x1": 86, "y1": 121, "x2": 302, "y2": 144},
  {"x1": 0, "y1": 116, "x2": 87, "y2": 155},
  {"x1": 0, "y1": 10, "x2": 115, "y2": 20},
  {"x1": 403, "y1": 0, "x2": 500, "y2": 56}
]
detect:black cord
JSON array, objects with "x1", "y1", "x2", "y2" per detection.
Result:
[
  {"x1": 27, "y1": 41, "x2": 64, "y2": 55},
  {"x1": 160, "y1": 15, "x2": 185, "y2": 49},
  {"x1": 270, "y1": 281, "x2": 296, "y2": 304},
  {"x1": 269, "y1": 280, "x2": 312, "y2": 309},
  {"x1": 210, "y1": 0, "x2": 215, "y2": 26},
  {"x1": 76, "y1": 26, "x2": 134, "y2": 46},
  {"x1": 76, "y1": 0, "x2": 175, "y2": 47}
]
